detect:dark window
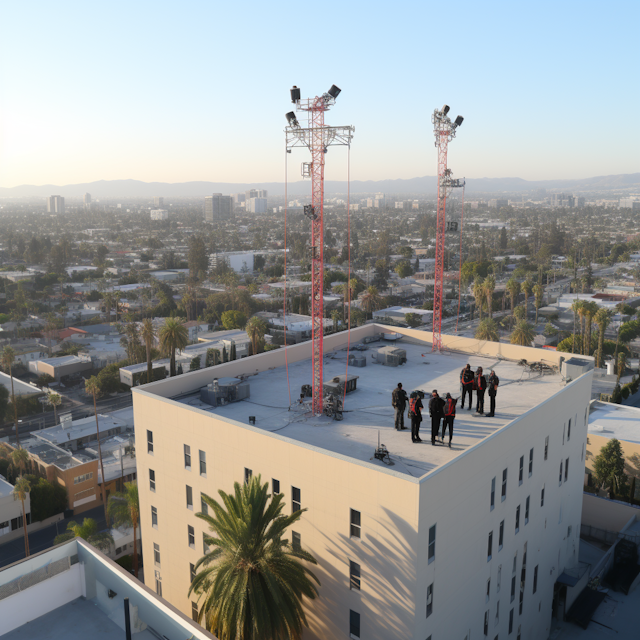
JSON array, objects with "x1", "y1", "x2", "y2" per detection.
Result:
[
  {"x1": 517, "y1": 625, "x2": 521, "y2": 640},
  {"x1": 484, "y1": 610, "x2": 489, "y2": 636},
  {"x1": 544, "y1": 436, "x2": 549, "y2": 460},
  {"x1": 155, "y1": 578, "x2": 162, "y2": 596},
  {"x1": 292, "y1": 486, "x2": 301, "y2": 512},
  {"x1": 149, "y1": 468, "x2": 155, "y2": 492},
  {"x1": 541, "y1": 484, "x2": 545, "y2": 507},
  {"x1": 515, "y1": 505, "x2": 520, "y2": 533},
  {"x1": 502, "y1": 468, "x2": 507, "y2": 501},
  {"x1": 184, "y1": 444, "x2": 191, "y2": 469},
  {"x1": 201, "y1": 494, "x2": 208, "y2": 515},
  {"x1": 350, "y1": 560, "x2": 361, "y2": 590},
  {"x1": 519, "y1": 456, "x2": 524, "y2": 485},
  {"x1": 350, "y1": 509, "x2": 361, "y2": 538},
  {"x1": 147, "y1": 430, "x2": 153, "y2": 454},
  {"x1": 428, "y1": 524, "x2": 436, "y2": 563},
  {"x1": 151, "y1": 506, "x2": 158, "y2": 528},
  {"x1": 559, "y1": 461, "x2": 563, "y2": 486},
  {"x1": 519, "y1": 587, "x2": 524, "y2": 615},
  {"x1": 499, "y1": 520, "x2": 504, "y2": 549},
  {"x1": 509, "y1": 608, "x2": 514, "y2": 634},
  {"x1": 272, "y1": 479, "x2": 280, "y2": 495},
  {"x1": 188, "y1": 525, "x2": 195, "y2": 548},
  {"x1": 349, "y1": 610, "x2": 360, "y2": 639},
  {"x1": 565, "y1": 457, "x2": 569, "y2": 481},
  {"x1": 190, "y1": 563, "x2": 196, "y2": 583},
  {"x1": 191, "y1": 601, "x2": 198, "y2": 622},
  {"x1": 491, "y1": 477, "x2": 496, "y2": 510},
  {"x1": 529, "y1": 448, "x2": 533, "y2": 477},
  {"x1": 292, "y1": 531, "x2": 301, "y2": 552},
  {"x1": 488, "y1": 531, "x2": 493, "y2": 561},
  {"x1": 186, "y1": 485, "x2": 193, "y2": 509},
  {"x1": 154, "y1": 543, "x2": 160, "y2": 565},
  {"x1": 525, "y1": 496, "x2": 530, "y2": 525},
  {"x1": 199, "y1": 450, "x2": 206, "y2": 476},
  {"x1": 203, "y1": 532, "x2": 209, "y2": 554},
  {"x1": 244, "y1": 468, "x2": 252, "y2": 484},
  {"x1": 533, "y1": 565, "x2": 538, "y2": 594},
  {"x1": 567, "y1": 418, "x2": 571, "y2": 441},
  {"x1": 510, "y1": 576, "x2": 516, "y2": 603},
  {"x1": 426, "y1": 583, "x2": 434, "y2": 617}
]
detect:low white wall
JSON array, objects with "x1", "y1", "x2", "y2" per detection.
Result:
[
  {"x1": 0, "y1": 512, "x2": 64, "y2": 546},
  {"x1": 0, "y1": 562, "x2": 84, "y2": 635},
  {"x1": 581, "y1": 493, "x2": 640, "y2": 532}
]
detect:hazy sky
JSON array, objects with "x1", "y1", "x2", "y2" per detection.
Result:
[{"x1": 1, "y1": 1, "x2": 638, "y2": 188}]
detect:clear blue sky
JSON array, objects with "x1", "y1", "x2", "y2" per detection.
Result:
[{"x1": 1, "y1": 0, "x2": 638, "y2": 187}]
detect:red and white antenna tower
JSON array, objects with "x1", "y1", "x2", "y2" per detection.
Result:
[
  {"x1": 285, "y1": 85, "x2": 354, "y2": 415},
  {"x1": 432, "y1": 105, "x2": 464, "y2": 351}
]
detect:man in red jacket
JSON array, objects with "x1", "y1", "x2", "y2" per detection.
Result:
[{"x1": 441, "y1": 393, "x2": 458, "y2": 447}]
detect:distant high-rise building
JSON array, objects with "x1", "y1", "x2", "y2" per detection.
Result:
[
  {"x1": 83, "y1": 193, "x2": 92, "y2": 211},
  {"x1": 550, "y1": 194, "x2": 575, "y2": 208},
  {"x1": 232, "y1": 193, "x2": 246, "y2": 205},
  {"x1": 488, "y1": 198, "x2": 509, "y2": 209},
  {"x1": 574, "y1": 196, "x2": 586, "y2": 208},
  {"x1": 245, "y1": 189, "x2": 268, "y2": 201},
  {"x1": 246, "y1": 197, "x2": 268, "y2": 214},
  {"x1": 47, "y1": 195, "x2": 65, "y2": 214},
  {"x1": 620, "y1": 198, "x2": 640, "y2": 210},
  {"x1": 150, "y1": 209, "x2": 169, "y2": 221},
  {"x1": 204, "y1": 194, "x2": 233, "y2": 222},
  {"x1": 154, "y1": 196, "x2": 164, "y2": 207}
]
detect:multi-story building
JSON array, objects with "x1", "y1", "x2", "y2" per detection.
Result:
[
  {"x1": 0, "y1": 476, "x2": 30, "y2": 541},
  {"x1": 150, "y1": 209, "x2": 169, "y2": 221},
  {"x1": 245, "y1": 188, "x2": 268, "y2": 201},
  {"x1": 489, "y1": 198, "x2": 509, "y2": 209},
  {"x1": 154, "y1": 196, "x2": 164, "y2": 207},
  {"x1": 619, "y1": 198, "x2": 640, "y2": 210},
  {"x1": 204, "y1": 194, "x2": 233, "y2": 222},
  {"x1": 133, "y1": 325, "x2": 593, "y2": 640},
  {"x1": 46, "y1": 195, "x2": 65, "y2": 214},
  {"x1": 83, "y1": 192, "x2": 92, "y2": 210},
  {"x1": 246, "y1": 197, "x2": 267, "y2": 213}
]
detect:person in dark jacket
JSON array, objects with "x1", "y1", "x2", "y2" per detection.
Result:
[
  {"x1": 441, "y1": 392, "x2": 458, "y2": 447},
  {"x1": 428, "y1": 390, "x2": 445, "y2": 445},
  {"x1": 460, "y1": 363, "x2": 474, "y2": 409},
  {"x1": 392, "y1": 383, "x2": 408, "y2": 430},
  {"x1": 408, "y1": 391, "x2": 424, "y2": 443},
  {"x1": 475, "y1": 366, "x2": 487, "y2": 415},
  {"x1": 487, "y1": 370, "x2": 500, "y2": 417}
]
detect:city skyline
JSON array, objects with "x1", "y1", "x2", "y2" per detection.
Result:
[{"x1": 1, "y1": 0, "x2": 638, "y2": 188}]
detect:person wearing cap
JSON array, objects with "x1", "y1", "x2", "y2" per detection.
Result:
[
  {"x1": 475, "y1": 366, "x2": 487, "y2": 415},
  {"x1": 392, "y1": 382, "x2": 408, "y2": 431},
  {"x1": 487, "y1": 370, "x2": 500, "y2": 417},
  {"x1": 442, "y1": 392, "x2": 458, "y2": 447},
  {"x1": 428, "y1": 390, "x2": 445, "y2": 445},
  {"x1": 460, "y1": 363, "x2": 474, "y2": 410}
]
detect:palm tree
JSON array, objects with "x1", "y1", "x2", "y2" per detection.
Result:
[
  {"x1": 483, "y1": 275, "x2": 496, "y2": 320},
  {"x1": 108, "y1": 482, "x2": 140, "y2": 577},
  {"x1": 141, "y1": 318, "x2": 157, "y2": 384},
  {"x1": 521, "y1": 279, "x2": 533, "y2": 320},
  {"x1": 190, "y1": 475, "x2": 319, "y2": 639},
  {"x1": 85, "y1": 376, "x2": 108, "y2": 522},
  {"x1": 473, "y1": 276, "x2": 485, "y2": 322},
  {"x1": 13, "y1": 476, "x2": 31, "y2": 558},
  {"x1": 48, "y1": 392, "x2": 62, "y2": 424},
  {"x1": 617, "y1": 352, "x2": 627, "y2": 381},
  {"x1": 506, "y1": 278, "x2": 521, "y2": 329},
  {"x1": 2, "y1": 347, "x2": 20, "y2": 448},
  {"x1": 245, "y1": 316, "x2": 267, "y2": 355},
  {"x1": 54, "y1": 517, "x2": 113, "y2": 552},
  {"x1": 11, "y1": 447, "x2": 29, "y2": 477},
  {"x1": 571, "y1": 299, "x2": 583, "y2": 354},
  {"x1": 582, "y1": 301, "x2": 599, "y2": 357},
  {"x1": 123, "y1": 322, "x2": 141, "y2": 364},
  {"x1": 330, "y1": 309, "x2": 341, "y2": 332},
  {"x1": 360, "y1": 286, "x2": 383, "y2": 319},
  {"x1": 533, "y1": 283, "x2": 544, "y2": 326},
  {"x1": 475, "y1": 318, "x2": 499, "y2": 342},
  {"x1": 510, "y1": 320, "x2": 535, "y2": 347},
  {"x1": 159, "y1": 318, "x2": 188, "y2": 377},
  {"x1": 594, "y1": 308, "x2": 611, "y2": 369},
  {"x1": 102, "y1": 292, "x2": 114, "y2": 324}
]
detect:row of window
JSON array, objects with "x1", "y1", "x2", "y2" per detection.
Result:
[{"x1": 73, "y1": 472, "x2": 93, "y2": 485}]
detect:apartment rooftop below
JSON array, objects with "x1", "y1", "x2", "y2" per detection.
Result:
[{"x1": 141, "y1": 326, "x2": 580, "y2": 480}]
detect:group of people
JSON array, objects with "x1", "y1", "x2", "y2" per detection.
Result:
[{"x1": 390, "y1": 365, "x2": 500, "y2": 448}]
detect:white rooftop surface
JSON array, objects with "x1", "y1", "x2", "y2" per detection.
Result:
[
  {"x1": 0, "y1": 477, "x2": 14, "y2": 498},
  {"x1": 0, "y1": 372, "x2": 42, "y2": 397},
  {"x1": 588, "y1": 401, "x2": 640, "y2": 444},
  {"x1": 37, "y1": 414, "x2": 128, "y2": 445},
  {"x1": 178, "y1": 342, "x2": 567, "y2": 478}
]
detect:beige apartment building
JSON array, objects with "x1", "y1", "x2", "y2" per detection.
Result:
[{"x1": 133, "y1": 325, "x2": 593, "y2": 640}]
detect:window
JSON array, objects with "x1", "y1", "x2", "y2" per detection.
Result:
[
  {"x1": 519, "y1": 586, "x2": 524, "y2": 615},
  {"x1": 486, "y1": 577, "x2": 491, "y2": 602},
  {"x1": 154, "y1": 542, "x2": 160, "y2": 565},
  {"x1": 488, "y1": 531, "x2": 493, "y2": 561},
  {"x1": 73, "y1": 472, "x2": 93, "y2": 484},
  {"x1": 509, "y1": 608, "x2": 514, "y2": 634},
  {"x1": 188, "y1": 525, "x2": 195, "y2": 548},
  {"x1": 186, "y1": 485, "x2": 193, "y2": 510},
  {"x1": 525, "y1": 496, "x2": 530, "y2": 525},
  {"x1": 499, "y1": 520, "x2": 504, "y2": 550},
  {"x1": 184, "y1": 444, "x2": 191, "y2": 470},
  {"x1": 199, "y1": 450, "x2": 206, "y2": 476},
  {"x1": 147, "y1": 430, "x2": 154, "y2": 454},
  {"x1": 428, "y1": 524, "x2": 436, "y2": 563},
  {"x1": 541, "y1": 484, "x2": 545, "y2": 507},
  {"x1": 190, "y1": 563, "x2": 196, "y2": 583},
  {"x1": 244, "y1": 468, "x2": 252, "y2": 484},
  {"x1": 203, "y1": 532, "x2": 209, "y2": 554},
  {"x1": 151, "y1": 506, "x2": 158, "y2": 528},
  {"x1": 484, "y1": 610, "x2": 489, "y2": 636},
  {"x1": 292, "y1": 531, "x2": 301, "y2": 552},
  {"x1": 562, "y1": 424, "x2": 565, "y2": 445},
  {"x1": 565, "y1": 457, "x2": 569, "y2": 481},
  {"x1": 568, "y1": 525, "x2": 572, "y2": 538},
  {"x1": 191, "y1": 601, "x2": 198, "y2": 622},
  {"x1": 515, "y1": 506, "x2": 520, "y2": 534},
  {"x1": 149, "y1": 469, "x2": 155, "y2": 492},
  {"x1": 350, "y1": 560, "x2": 361, "y2": 590},
  {"x1": 533, "y1": 565, "x2": 538, "y2": 594},
  {"x1": 519, "y1": 456, "x2": 524, "y2": 485},
  {"x1": 155, "y1": 577, "x2": 162, "y2": 596},
  {"x1": 559, "y1": 461, "x2": 563, "y2": 486},
  {"x1": 491, "y1": 477, "x2": 496, "y2": 510},
  {"x1": 292, "y1": 486, "x2": 301, "y2": 512},
  {"x1": 544, "y1": 436, "x2": 549, "y2": 460},
  {"x1": 497, "y1": 565, "x2": 502, "y2": 593},
  {"x1": 350, "y1": 509, "x2": 361, "y2": 538},
  {"x1": 502, "y1": 468, "x2": 507, "y2": 501},
  {"x1": 510, "y1": 576, "x2": 516, "y2": 603},
  {"x1": 272, "y1": 478, "x2": 280, "y2": 495},
  {"x1": 567, "y1": 418, "x2": 571, "y2": 441},
  {"x1": 495, "y1": 601, "x2": 500, "y2": 626},
  {"x1": 201, "y1": 494, "x2": 208, "y2": 515},
  {"x1": 427, "y1": 583, "x2": 434, "y2": 617},
  {"x1": 349, "y1": 610, "x2": 360, "y2": 639},
  {"x1": 517, "y1": 625, "x2": 521, "y2": 640},
  {"x1": 529, "y1": 448, "x2": 533, "y2": 477},
  {"x1": 582, "y1": 443, "x2": 584, "y2": 462}
]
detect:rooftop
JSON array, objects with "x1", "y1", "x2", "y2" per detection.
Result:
[
  {"x1": 0, "y1": 372, "x2": 42, "y2": 397},
  {"x1": 166, "y1": 333, "x2": 569, "y2": 479},
  {"x1": 0, "y1": 477, "x2": 14, "y2": 498},
  {"x1": 588, "y1": 401, "x2": 640, "y2": 444},
  {"x1": 36, "y1": 414, "x2": 128, "y2": 447}
]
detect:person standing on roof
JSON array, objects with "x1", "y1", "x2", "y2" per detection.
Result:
[
  {"x1": 441, "y1": 392, "x2": 458, "y2": 447},
  {"x1": 460, "y1": 363, "x2": 474, "y2": 410},
  {"x1": 392, "y1": 383, "x2": 408, "y2": 431},
  {"x1": 487, "y1": 370, "x2": 500, "y2": 417},
  {"x1": 475, "y1": 366, "x2": 487, "y2": 415},
  {"x1": 408, "y1": 391, "x2": 424, "y2": 443},
  {"x1": 428, "y1": 390, "x2": 445, "y2": 445}
]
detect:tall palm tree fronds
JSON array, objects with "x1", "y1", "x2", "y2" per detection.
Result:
[
  {"x1": 510, "y1": 320, "x2": 535, "y2": 347},
  {"x1": 159, "y1": 318, "x2": 189, "y2": 377},
  {"x1": 475, "y1": 318, "x2": 499, "y2": 342},
  {"x1": 85, "y1": 376, "x2": 108, "y2": 522},
  {"x1": 521, "y1": 279, "x2": 533, "y2": 320},
  {"x1": 594, "y1": 308, "x2": 612, "y2": 369},
  {"x1": 47, "y1": 392, "x2": 62, "y2": 425},
  {"x1": 108, "y1": 482, "x2": 140, "y2": 577},
  {"x1": 360, "y1": 286, "x2": 383, "y2": 318},
  {"x1": 245, "y1": 316, "x2": 267, "y2": 355},
  {"x1": 13, "y1": 476, "x2": 31, "y2": 557},
  {"x1": 582, "y1": 301, "x2": 599, "y2": 357},
  {"x1": 533, "y1": 283, "x2": 544, "y2": 326},
  {"x1": 473, "y1": 276, "x2": 485, "y2": 322},
  {"x1": 483, "y1": 275, "x2": 496, "y2": 320},
  {"x1": 1, "y1": 347, "x2": 20, "y2": 448},
  {"x1": 141, "y1": 318, "x2": 157, "y2": 384},
  {"x1": 506, "y1": 278, "x2": 521, "y2": 330},
  {"x1": 54, "y1": 517, "x2": 113, "y2": 553},
  {"x1": 190, "y1": 475, "x2": 319, "y2": 640}
]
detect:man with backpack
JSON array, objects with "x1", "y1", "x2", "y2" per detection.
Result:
[
  {"x1": 460, "y1": 363, "x2": 474, "y2": 409},
  {"x1": 442, "y1": 392, "x2": 458, "y2": 447},
  {"x1": 408, "y1": 391, "x2": 424, "y2": 443},
  {"x1": 487, "y1": 370, "x2": 500, "y2": 417},
  {"x1": 475, "y1": 366, "x2": 487, "y2": 415},
  {"x1": 392, "y1": 382, "x2": 408, "y2": 430},
  {"x1": 428, "y1": 390, "x2": 445, "y2": 445}
]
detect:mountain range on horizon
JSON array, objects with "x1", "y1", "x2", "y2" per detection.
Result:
[{"x1": 1, "y1": 173, "x2": 639, "y2": 200}]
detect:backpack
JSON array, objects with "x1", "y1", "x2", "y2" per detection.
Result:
[{"x1": 409, "y1": 397, "x2": 419, "y2": 416}]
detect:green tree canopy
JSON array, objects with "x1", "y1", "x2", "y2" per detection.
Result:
[{"x1": 592, "y1": 439, "x2": 628, "y2": 497}]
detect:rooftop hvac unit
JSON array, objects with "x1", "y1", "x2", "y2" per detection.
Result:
[
  {"x1": 200, "y1": 377, "x2": 250, "y2": 407},
  {"x1": 323, "y1": 374, "x2": 359, "y2": 397},
  {"x1": 348, "y1": 354, "x2": 367, "y2": 368},
  {"x1": 373, "y1": 346, "x2": 407, "y2": 367},
  {"x1": 362, "y1": 334, "x2": 381, "y2": 344},
  {"x1": 561, "y1": 357, "x2": 594, "y2": 382}
]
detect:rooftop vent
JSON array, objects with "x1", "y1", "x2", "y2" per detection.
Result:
[
  {"x1": 200, "y1": 377, "x2": 250, "y2": 407},
  {"x1": 372, "y1": 346, "x2": 407, "y2": 367},
  {"x1": 323, "y1": 374, "x2": 359, "y2": 397},
  {"x1": 561, "y1": 357, "x2": 594, "y2": 382},
  {"x1": 348, "y1": 354, "x2": 367, "y2": 368}
]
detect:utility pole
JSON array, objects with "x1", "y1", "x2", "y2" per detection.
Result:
[{"x1": 285, "y1": 85, "x2": 354, "y2": 415}]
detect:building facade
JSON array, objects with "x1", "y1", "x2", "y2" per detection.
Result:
[
  {"x1": 204, "y1": 194, "x2": 233, "y2": 222},
  {"x1": 46, "y1": 195, "x2": 65, "y2": 214},
  {"x1": 150, "y1": 209, "x2": 169, "y2": 221}
]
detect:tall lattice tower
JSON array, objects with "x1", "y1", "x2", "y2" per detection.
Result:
[
  {"x1": 285, "y1": 85, "x2": 354, "y2": 415},
  {"x1": 432, "y1": 105, "x2": 464, "y2": 351}
]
